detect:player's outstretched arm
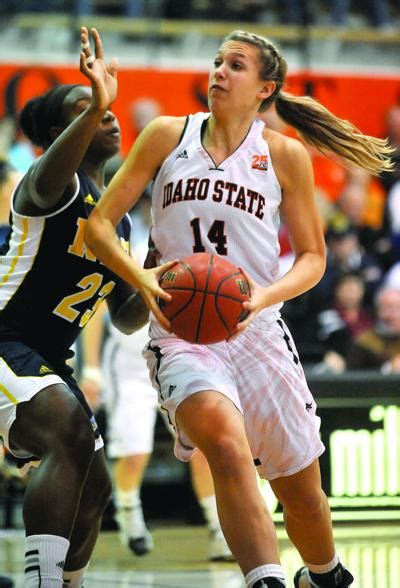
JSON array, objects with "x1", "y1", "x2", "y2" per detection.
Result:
[{"x1": 26, "y1": 27, "x2": 118, "y2": 210}]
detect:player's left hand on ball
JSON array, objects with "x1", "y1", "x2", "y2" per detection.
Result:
[{"x1": 231, "y1": 269, "x2": 262, "y2": 336}]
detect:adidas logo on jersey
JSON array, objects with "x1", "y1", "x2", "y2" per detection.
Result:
[
  {"x1": 84, "y1": 193, "x2": 96, "y2": 205},
  {"x1": 39, "y1": 365, "x2": 54, "y2": 375},
  {"x1": 176, "y1": 149, "x2": 189, "y2": 159},
  {"x1": 168, "y1": 385, "x2": 177, "y2": 395}
]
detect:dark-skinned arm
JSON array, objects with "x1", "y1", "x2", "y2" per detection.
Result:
[
  {"x1": 106, "y1": 279, "x2": 149, "y2": 335},
  {"x1": 27, "y1": 27, "x2": 118, "y2": 210},
  {"x1": 29, "y1": 107, "x2": 106, "y2": 209},
  {"x1": 106, "y1": 244, "x2": 161, "y2": 334}
]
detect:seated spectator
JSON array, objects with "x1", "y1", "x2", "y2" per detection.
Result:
[
  {"x1": 309, "y1": 223, "x2": 383, "y2": 309},
  {"x1": 276, "y1": 0, "x2": 315, "y2": 25},
  {"x1": 346, "y1": 286, "x2": 400, "y2": 372},
  {"x1": 331, "y1": 0, "x2": 392, "y2": 29},
  {"x1": 73, "y1": 0, "x2": 150, "y2": 17},
  {"x1": 329, "y1": 166, "x2": 390, "y2": 261},
  {"x1": 313, "y1": 273, "x2": 374, "y2": 373},
  {"x1": 185, "y1": 0, "x2": 265, "y2": 21}
]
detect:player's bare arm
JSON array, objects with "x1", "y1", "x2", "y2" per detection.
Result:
[
  {"x1": 267, "y1": 130, "x2": 325, "y2": 296},
  {"x1": 106, "y1": 280, "x2": 149, "y2": 334},
  {"x1": 85, "y1": 116, "x2": 185, "y2": 329}
]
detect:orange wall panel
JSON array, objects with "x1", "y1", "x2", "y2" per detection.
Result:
[{"x1": 0, "y1": 63, "x2": 399, "y2": 155}]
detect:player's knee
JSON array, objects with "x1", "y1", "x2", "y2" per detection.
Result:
[
  {"x1": 83, "y1": 468, "x2": 112, "y2": 519},
  {"x1": 282, "y1": 487, "x2": 326, "y2": 519},
  {"x1": 203, "y1": 433, "x2": 249, "y2": 475},
  {"x1": 46, "y1": 406, "x2": 95, "y2": 461}
]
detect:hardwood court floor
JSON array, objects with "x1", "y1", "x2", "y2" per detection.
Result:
[{"x1": 1, "y1": 522, "x2": 399, "y2": 587}]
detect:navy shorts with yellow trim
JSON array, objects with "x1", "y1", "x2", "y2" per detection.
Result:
[{"x1": 0, "y1": 334, "x2": 101, "y2": 458}]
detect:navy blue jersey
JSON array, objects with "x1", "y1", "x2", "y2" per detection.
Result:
[{"x1": 0, "y1": 169, "x2": 131, "y2": 362}]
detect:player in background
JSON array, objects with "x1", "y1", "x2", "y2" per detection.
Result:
[
  {"x1": 81, "y1": 195, "x2": 233, "y2": 561},
  {"x1": 85, "y1": 30, "x2": 392, "y2": 587},
  {"x1": 0, "y1": 27, "x2": 174, "y2": 588}
]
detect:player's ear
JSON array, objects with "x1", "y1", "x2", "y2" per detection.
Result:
[{"x1": 257, "y1": 80, "x2": 275, "y2": 101}]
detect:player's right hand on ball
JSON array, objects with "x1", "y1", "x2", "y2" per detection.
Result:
[{"x1": 137, "y1": 260, "x2": 178, "y2": 331}]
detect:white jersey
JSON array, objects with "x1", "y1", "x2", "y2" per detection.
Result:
[{"x1": 151, "y1": 111, "x2": 283, "y2": 318}]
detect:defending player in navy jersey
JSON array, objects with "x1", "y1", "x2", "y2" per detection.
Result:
[
  {"x1": 0, "y1": 27, "x2": 174, "y2": 588},
  {"x1": 86, "y1": 30, "x2": 392, "y2": 588}
]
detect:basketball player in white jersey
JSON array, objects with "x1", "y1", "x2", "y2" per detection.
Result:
[{"x1": 85, "y1": 30, "x2": 392, "y2": 587}]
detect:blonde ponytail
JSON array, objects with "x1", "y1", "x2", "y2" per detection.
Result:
[{"x1": 275, "y1": 91, "x2": 394, "y2": 176}]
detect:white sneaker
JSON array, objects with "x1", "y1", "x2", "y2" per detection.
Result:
[
  {"x1": 209, "y1": 529, "x2": 235, "y2": 562},
  {"x1": 116, "y1": 504, "x2": 154, "y2": 556}
]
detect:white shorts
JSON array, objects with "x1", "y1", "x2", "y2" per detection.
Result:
[
  {"x1": 144, "y1": 312, "x2": 325, "y2": 480},
  {"x1": 102, "y1": 336, "x2": 160, "y2": 458}
]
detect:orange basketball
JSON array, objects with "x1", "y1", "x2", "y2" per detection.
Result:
[{"x1": 159, "y1": 252, "x2": 250, "y2": 344}]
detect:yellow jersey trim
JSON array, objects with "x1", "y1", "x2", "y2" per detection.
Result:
[{"x1": 0, "y1": 382, "x2": 18, "y2": 405}]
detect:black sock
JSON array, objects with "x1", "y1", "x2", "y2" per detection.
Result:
[
  {"x1": 309, "y1": 562, "x2": 344, "y2": 587},
  {"x1": 253, "y1": 578, "x2": 286, "y2": 588}
]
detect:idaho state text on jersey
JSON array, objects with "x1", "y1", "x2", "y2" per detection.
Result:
[{"x1": 162, "y1": 178, "x2": 265, "y2": 219}]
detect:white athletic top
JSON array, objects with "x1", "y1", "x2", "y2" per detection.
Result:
[
  {"x1": 107, "y1": 212, "x2": 150, "y2": 352},
  {"x1": 151, "y1": 112, "x2": 283, "y2": 318}
]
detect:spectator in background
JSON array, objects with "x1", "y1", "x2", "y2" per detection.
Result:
[
  {"x1": 0, "y1": 117, "x2": 23, "y2": 246},
  {"x1": 329, "y1": 166, "x2": 392, "y2": 269},
  {"x1": 277, "y1": 0, "x2": 315, "y2": 25},
  {"x1": 105, "y1": 98, "x2": 162, "y2": 184},
  {"x1": 313, "y1": 273, "x2": 374, "y2": 373},
  {"x1": 131, "y1": 97, "x2": 162, "y2": 141},
  {"x1": 346, "y1": 286, "x2": 400, "y2": 372},
  {"x1": 186, "y1": 0, "x2": 265, "y2": 22},
  {"x1": 74, "y1": 0, "x2": 150, "y2": 18},
  {"x1": 331, "y1": 0, "x2": 392, "y2": 29},
  {"x1": 309, "y1": 224, "x2": 382, "y2": 310},
  {"x1": 6, "y1": 121, "x2": 36, "y2": 176}
]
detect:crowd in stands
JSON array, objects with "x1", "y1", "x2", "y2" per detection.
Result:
[
  {"x1": 278, "y1": 103, "x2": 400, "y2": 373},
  {"x1": 2, "y1": 0, "x2": 400, "y2": 30}
]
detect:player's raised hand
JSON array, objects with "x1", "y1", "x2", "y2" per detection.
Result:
[{"x1": 79, "y1": 27, "x2": 118, "y2": 111}]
